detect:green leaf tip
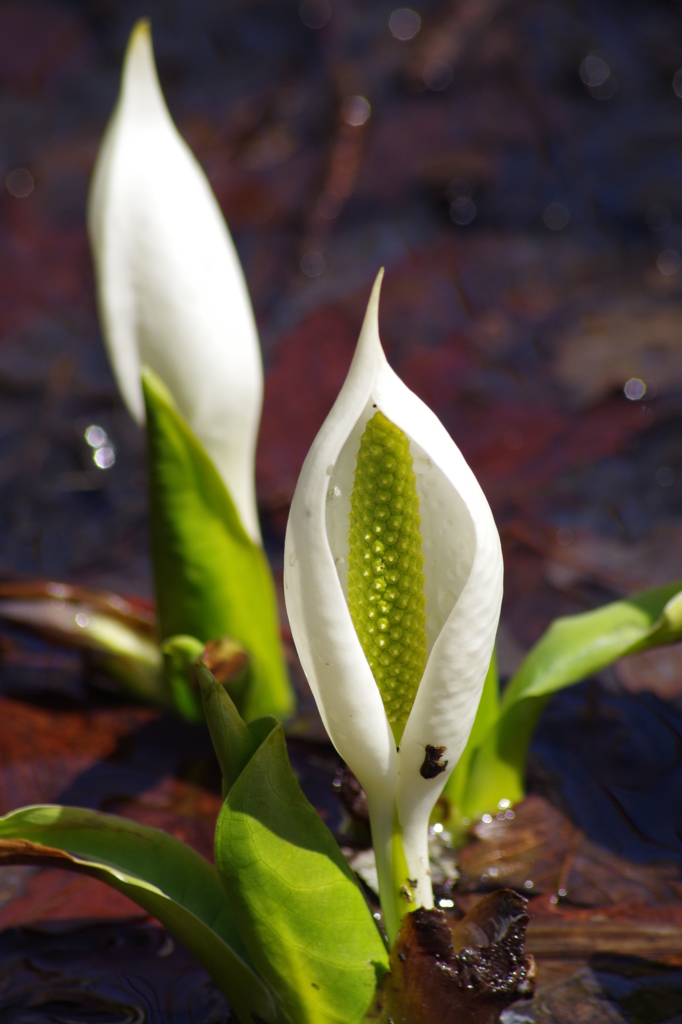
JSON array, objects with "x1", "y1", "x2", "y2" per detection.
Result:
[
  {"x1": 196, "y1": 658, "x2": 263, "y2": 792},
  {"x1": 348, "y1": 410, "x2": 427, "y2": 745},
  {"x1": 161, "y1": 634, "x2": 205, "y2": 721}
]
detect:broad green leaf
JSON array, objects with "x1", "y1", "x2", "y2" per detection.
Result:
[
  {"x1": 143, "y1": 369, "x2": 295, "y2": 722},
  {"x1": 0, "y1": 805, "x2": 286, "y2": 1024},
  {"x1": 461, "y1": 579, "x2": 682, "y2": 820},
  {"x1": 198, "y1": 659, "x2": 384, "y2": 1018},
  {"x1": 215, "y1": 722, "x2": 390, "y2": 1024}
]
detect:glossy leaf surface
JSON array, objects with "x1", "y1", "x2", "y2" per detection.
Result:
[
  {"x1": 215, "y1": 720, "x2": 389, "y2": 1024},
  {"x1": 461, "y1": 580, "x2": 682, "y2": 819},
  {"x1": 143, "y1": 369, "x2": 294, "y2": 721},
  {"x1": 0, "y1": 805, "x2": 284, "y2": 1024}
]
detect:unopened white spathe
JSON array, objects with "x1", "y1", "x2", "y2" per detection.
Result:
[
  {"x1": 88, "y1": 21, "x2": 263, "y2": 543},
  {"x1": 284, "y1": 271, "x2": 503, "y2": 943}
]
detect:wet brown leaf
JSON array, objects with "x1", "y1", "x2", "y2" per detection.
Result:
[
  {"x1": 366, "y1": 891, "x2": 535, "y2": 1023},
  {"x1": 457, "y1": 796, "x2": 682, "y2": 907}
]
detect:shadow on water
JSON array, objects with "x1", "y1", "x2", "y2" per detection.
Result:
[
  {"x1": 55, "y1": 715, "x2": 220, "y2": 810},
  {"x1": 529, "y1": 680, "x2": 682, "y2": 864},
  {"x1": 0, "y1": 922, "x2": 233, "y2": 1023},
  {"x1": 590, "y1": 955, "x2": 682, "y2": 1024},
  {"x1": 503, "y1": 955, "x2": 682, "y2": 1024}
]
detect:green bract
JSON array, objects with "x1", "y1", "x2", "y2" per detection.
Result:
[
  {"x1": 144, "y1": 368, "x2": 295, "y2": 722},
  {"x1": 349, "y1": 411, "x2": 427, "y2": 743}
]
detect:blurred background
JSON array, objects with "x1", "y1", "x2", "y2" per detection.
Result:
[
  {"x1": 2, "y1": 1, "x2": 682, "y2": 1015},
  {"x1": 3, "y1": 2, "x2": 679, "y2": 1015},
  {"x1": 1, "y1": 0, "x2": 682, "y2": 657}
]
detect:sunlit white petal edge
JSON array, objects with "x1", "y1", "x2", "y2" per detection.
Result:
[
  {"x1": 88, "y1": 20, "x2": 263, "y2": 543},
  {"x1": 284, "y1": 270, "x2": 503, "y2": 943}
]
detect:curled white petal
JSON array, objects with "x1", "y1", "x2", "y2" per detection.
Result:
[
  {"x1": 285, "y1": 269, "x2": 503, "y2": 917},
  {"x1": 284, "y1": 273, "x2": 398, "y2": 813},
  {"x1": 88, "y1": 21, "x2": 263, "y2": 542},
  {"x1": 372, "y1": 338, "x2": 503, "y2": 902}
]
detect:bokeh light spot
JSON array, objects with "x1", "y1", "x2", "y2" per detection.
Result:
[
  {"x1": 341, "y1": 95, "x2": 371, "y2": 126},
  {"x1": 580, "y1": 54, "x2": 610, "y2": 87},
  {"x1": 94, "y1": 445, "x2": 116, "y2": 469},
  {"x1": 624, "y1": 378, "x2": 646, "y2": 400},
  {"x1": 317, "y1": 192, "x2": 343, "y2": 219},
  {"x1": 389, "y1": 9, "x2": 420, "y2": 41},
  {"x1": 450, "y1": 197, "x2": 476, "y2": 225},
  {"x1": 580, "y1": 53, "x2": 617, "y2": 100},
  {"x1": 543, "y1": 202, "x2": 570, "y2": 231},
  {"x1": 301, "y1": 250, "x2": 326, "y2": 277},
  {"x1": 6, "y1": 168, "x2": 34, "y2": 197},
  {"x1": 85, "y1": 425, "x2": 108, "y2": 448},
  {"x1": 657, "y1": 249, "x2": 681, "y2": 275},
  {"x1": 423, "y1": 60, "x2": 452, "y2": 91},
  {"x1": 299, "y1": 0, "x2": 330, "y2": 29}
]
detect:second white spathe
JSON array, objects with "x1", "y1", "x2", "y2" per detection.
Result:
[
  {"x1": 284, "y1": 270, "x2": 503, "y2": 943},
  {"x1": 88, "y1": 21, "x2": 263, "y2": 543}
]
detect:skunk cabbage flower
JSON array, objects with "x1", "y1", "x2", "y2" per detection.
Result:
[
  {"x1": 88, "y1": 21, "x2": 262, "y2": 543},
  {"x1": 284, "y1": 271, "x2": 502, "y2": 942}
]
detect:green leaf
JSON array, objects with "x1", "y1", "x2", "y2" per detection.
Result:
[
  {"x1": 196, "y1": 657, "x2": 259, "y2": 790},
  {"x1": 161, "y1": 634, "x2": 205, "y2": 721},
  {"x1": 439, "y1": 650, "x2": 499, "y2": 836},
  {"x1": 142, "y1": 369, "x2": 295, "y2": 722},
  {"x1": 200, "y1": 660, "x2": 388, "y2": 1018},
  {"x1": 461, "y1": 579, "x2": 682, "y2": 819},
  {"x1": 0, "y1": 805, "x2": 287, "y2": 1024},
  {"x1": 215, "y1": 721, "x2": 390, "y2": 1024}
]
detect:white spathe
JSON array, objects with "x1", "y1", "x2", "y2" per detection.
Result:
[
  {"x1": 88, "y1": 21, "x2": 263, "y2": 543},
  {"x1": 284, "y1": 270, "x2": 503, "y2": 940}
]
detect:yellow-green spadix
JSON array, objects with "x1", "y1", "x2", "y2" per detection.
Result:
[
  {"x1": 88, "y1": 20, "x2": 263, "y2": 543},
  {"x1": 284, "y1": 271, "x2": 503, "y2": 944}
]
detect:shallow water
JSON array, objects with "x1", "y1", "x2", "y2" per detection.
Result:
[
  {"x1": 530, "y1": 681, "x2": 682, "y2": 864},
  {"x1": 0, "y1": 922, "x2": 232, "y2": 1024}
]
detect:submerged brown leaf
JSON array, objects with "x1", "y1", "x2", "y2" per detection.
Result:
[
  {"x1": 200, "y1": 637, "x2": 249, "y2": 687},
  {"x1": 457, "y1": 796, "x2": 682, "y2": 907},
  {"x1": 365, "y1": 890, "x2": 535, "y2": 1023},
  {"x1": 0, "y1": 580, "x2": 156, "y2": 636}
]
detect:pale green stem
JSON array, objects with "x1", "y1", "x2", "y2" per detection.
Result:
[{"x1": 368, "y1": 795, "x2": 423, "y2": 947}]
